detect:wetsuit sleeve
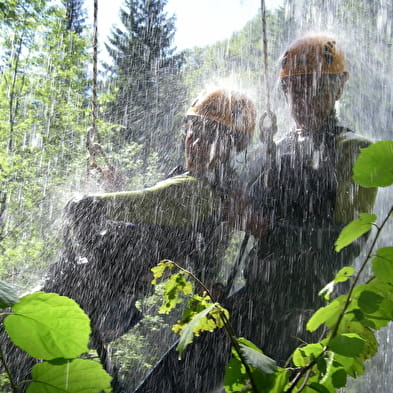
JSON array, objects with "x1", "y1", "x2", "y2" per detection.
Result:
[
  {"x1": 334, "y1": 133, "x2": 378, "y2": 223},
  {"x1": 91, "y1": 175, "x2": 221, "y2": 227}
]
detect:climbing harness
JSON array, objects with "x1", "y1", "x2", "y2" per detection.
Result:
[{"x1": 86, "y1": 0, "x2": 124, "y2": 191}]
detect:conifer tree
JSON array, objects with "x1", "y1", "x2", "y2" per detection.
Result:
[
  {"x1": 104, "y1": 0, "x2": 186, "y2": 171},
  {"x1": 63, "y1": 0, "x2": 87, "y2": 34}
]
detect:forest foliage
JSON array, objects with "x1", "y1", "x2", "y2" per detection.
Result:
[{"x1": 0, "y1": 0, "x2": 392, "y2": 392}]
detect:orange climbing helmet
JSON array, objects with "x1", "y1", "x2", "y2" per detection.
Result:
[
  {"x1": 186, "y1": 88, "x2": 256, "y2": 136},
  {"x1": 279, "y1": 34, "x2": 349, "y2": 79}
]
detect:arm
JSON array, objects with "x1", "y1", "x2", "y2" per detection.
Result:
[
  {"x1": 91, "y1": 175, "x2": 221, "y2": 227},
  {"x1": 334, "y1": 132, "x2": 378, "y2": 224}
]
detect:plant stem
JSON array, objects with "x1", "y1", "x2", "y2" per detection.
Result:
[
  {"x1": 0, "y1": 345, "x2": 18, "y2": 393},
  {"x1": 330, "y1": 205, "x2": 393, "y2": 339},
  {"x1": 172, "y1": 261, "x2": 261, "y2": 393},
  {"x1": 286, "y1": 205, "x2": 392, "y2": 393}
]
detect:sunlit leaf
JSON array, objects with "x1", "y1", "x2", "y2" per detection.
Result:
[
  {"x1": 334, "y1": 266, "x2": 355, "y2": 283},
  {"x1": 318, "y1": 280, "x2": 335, "y2": 301},
  {"x1": 335, "y1": 213, "x2": 376, "y2": 252},
  {"x1": 151, "y1": 259, "x2": 175, "y2": 285},
  {"x1": 5, "y1": 292, "x2": 90, "y2": 360},
  {"x1": 293, "y1": 343, "x2": 324, "y2": 367},
  {"x1": 372, "y1": 247, "x2": 393, "y2": 284},
  {"x1": 158, "y1": 272, "x2": 193, "y2": 314},
  {"x1": 224, "y1": 353, "x2": 249, "y2": 393},
  {"x1": 176, "y1": 303, "x2": 227, "y2": 357},
  {"x1": 329, "y1": 333, "x2": 365, "y2": 357},
  {"x1": 353, "y1": 140, "x2": 393, "y2": 187},
  {"x1": 0, "y1": 280, "x2": 19, "y2": 309},
  {"x1": 238, "y1": 338, "x2": 277, "y2": 374},
  {"x1": 27, "y1": 359, "x2": 112, "y2": 393},
  {"x1": 307, "y1": 296, "x2": 345, "y2": 332},
  {"x1": 319, "y1": 267, "x2": 355, "y2": 301}
]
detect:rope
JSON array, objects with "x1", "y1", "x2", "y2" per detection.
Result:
[
  {"x1": 86, "y1": 0, "x2": 125, "y2": 191},
  {"x1": 259, "y1": 0, "x2": 277, "y2": 143},
  {"x1": 261, "y1": 0, "x2": 271, "y2": 114}
]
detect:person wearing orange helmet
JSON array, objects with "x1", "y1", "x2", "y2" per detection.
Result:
[
  {"x1": 237, "y1": 34, "x2": 378, "y2": 366},
  {"x1": 30, "y1": 88, "x2": 262, "y2": 390},
  {"x1": 279, "y1": 34, "x2": 349, "y2": 134}
]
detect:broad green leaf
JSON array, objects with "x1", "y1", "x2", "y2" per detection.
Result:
[
  {"x1": 353, "y1": 140, "x2": 393, "y2": 187},
  {"x1": 358, "y1": 290, "x2": 384, "y2": 314},
  {"x1": 224, "y1": 354, "x2": 249, "y2": 393},
  {"x1": 351, "y1": 283, "x2": 393, "y2": 329},
  {"x1": 224, "y1": 346, "x2": 287, "y2": 393},
  {"x1": 328, "y1": 333, "x2": 365, "y2": 357},
  {"x1": 336, "y1": 318, "x2": 378, "y2": 360},
  {"x1": 293, "y1": 343, "x2": 324, "y2": 367},
  {"x1": 5, "y1": 292, "x2": 90, "y2": 360},
  {"x1": 158, "y1": 273, "x2": 193, "y2": 314},
  {"x1": 238, "y1": 338, "x2": 277, "y2": 374},
  {"x1": 172, "y1": 294, "x2": 218, "y2": 333},
  {"x1": 308, "y1": 382, "x2": 331, "y2": 393},
  {"x1": 307, "y1": 296, "x2": 345, "y2": 332},
  {"x1": 27, "y1": 359, "x2": 112, "y2": 393},
  {"x1": 176, "y1": 303, "x2": 224, "y2": 357},
  {"x1": 331, "y1": 368, "x2": 347, "y2": 388},
  {"x1": 335, "y1": 213, "x2": 376, "y2": 252},
  {"x1": 0, "y1": 280, "x2": 19, "y2": 309},
  {"x1": 268, "y1": 369, "x2": 289, "y2": 393},
  {"x1": 372, "y1": 247, "x2": 393, "y2": 284},
  {"x1": 334, "y1": 267, "x2": 355, "y2": 283}
]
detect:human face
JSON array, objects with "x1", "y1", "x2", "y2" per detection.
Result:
[
  {"x1": 184, "y1": 119, "x2": 236, "y2": 175},
  {"x1": 282, "y1": 74, "x2": 345, "y2": 132}
]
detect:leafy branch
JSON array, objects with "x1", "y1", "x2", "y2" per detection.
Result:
[{"x1": 0, "y1": 283, "x2": 112, "y2": 393}]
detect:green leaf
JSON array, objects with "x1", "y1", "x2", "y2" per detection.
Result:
[
  {"x1": 331, "y1": 368, "x2": 347, "y2": 388},
  {"x1": 308, "y1": 382, "x2": 331, "y2": 393},
  {"x1": 307, "y1": 297, "x2": 345, "y2": 332},
  {"x1": 151, "y1": 259, "x2": 175, "y2": 285},
  {"x1": 358, "y1": 290, "x2": 384, "y2": 314},
  {"x1": 329, "y1": 333, "x2": 365, "y2": 357},
  {"x1": 224, "y1": 346, "x2": 287, "y2": 393},
  {"x1": 238, "y1": 338, "x2": 277, "y2": 374},
  {"x1": 336, "y1": 318, "x2": 378, "y2": 360},
  {"x1": 27, "y1": 359, "x2": 112, "y2": 393},
  {"x1": 319, "y1": 267, "x2": 355, "y2": 301},
  {"x1": 293, "y1": 343, "x2": 324, "y2": 367},
  {"x1": 224, "y1": 353, "x2": 249, "y2": 393},
  {"x1": 5, "y1": 292, "x2": 90, "y2": 360},
  {"x1": 335, "y1": 213, "x2": 376, "y2": 252},
  {"x1": 372, "y1": 247, "x2": 393, "y2": 284},
  {"x1": 0, "y1": 280, "x2": 19, "y2": 309},
  {"x1": 353, "y1": 140, "x2": 393, "y2": 187},
  {"x1": 158, "y1": 272, "x2": 193, "y2": 314},
  {"x1": 334, "y1": 266, "x2": 355, "y2": 283},
  {"x1": 176, "y1": 303, "x2": 220, "y2": 356}
]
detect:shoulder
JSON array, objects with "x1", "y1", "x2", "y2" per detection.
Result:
[{"x1": 335, "y1": 127, "x2": 373, "y2": 149}]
